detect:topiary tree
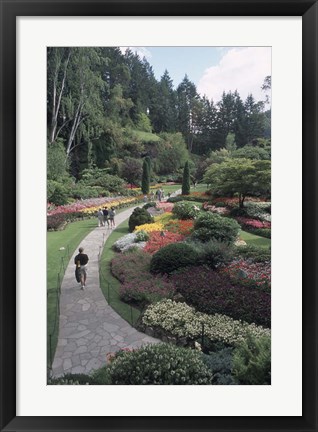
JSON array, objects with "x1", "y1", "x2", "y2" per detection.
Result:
[
  {"x1": 182, "y1": 161, "x2": 191, "y2": 195},
  {"x1": 141, "y1": 159, "x2": 150, "y2": 194},
  {"x1": 128, "y1": 207, "x2": 153, "y2": 233},
  {"x1": 150, "y1": 242, "x2": 198, "y2": 274}
]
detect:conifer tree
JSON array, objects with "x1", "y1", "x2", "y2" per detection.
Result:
[
  {"x1": 141, "y1": 159, "x2": 150, "y2": 194},
  {"x1": 182, "y1": 161, "x2": 190, "y2": 195}
]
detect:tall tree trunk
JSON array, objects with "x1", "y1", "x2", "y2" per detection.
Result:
[{"x1": 49, "y1": 50, "x2": 71, "y2": 145}]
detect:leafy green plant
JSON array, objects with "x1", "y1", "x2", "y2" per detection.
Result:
[
  {"x1": 150, "y1": 242, "x2": 198, "y2": 274},
  {"x1": 202, "y1": 348, "x2": 237, "y2": 385},
  {"x1": 187, "y1": 240, "x2": 233, "y2": 269},
  {"x1": 192, "y1": 212, "x2": 240, "y2": 243},
  {"x1": 128, "y1": 207, "x2": 154, "y2": 233},
  {"x1": 234, "y1": 245, "x2": 271, "y2": 263},
  {"x1": 94, "y1": 343, "x2": 213, "y2": 385},
  {"x1": 135, "y1": 230, "x2": 150, "y2": 242},
  {"x1": 172, "y1": 201, "x2": 201, "y2": 220},
  {"x1": 232, "y1": 334, "x2": 271, "y2": 385}
]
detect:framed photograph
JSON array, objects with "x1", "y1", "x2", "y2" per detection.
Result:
[{"x1": 1, "y1": 0, "x2": 317, "y2": 431}]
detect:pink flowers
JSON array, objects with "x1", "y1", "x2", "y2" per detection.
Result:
[
  {"x1": 236, "y1": 217, "x2": 271, "y2": 229},
  {"x1": 221, "y1": 259, "x2": 271, "y2": 290},
  {"x1": 156, "y1": 202, "x2": 174, "y2": 212}
]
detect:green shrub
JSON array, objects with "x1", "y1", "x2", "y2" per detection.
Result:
[
  {"x1": 143, "y1": 201, "x2": 157, "y2": 210},
  {"x1": 47, "y1": 180, "x2": 70, "y2": 205},
  {"x1": 167, "y1": 196, "x2": 183, "y2": 203},
  {"x1": 232, "y1": 334, "x2": 271, "y2": 385},
  {"x1": 234, "y1": 245, "x2": 271, "y2": 263},
  {"x1": 71, "y1": 185, "x2": 102, "y2": 199},
  {"x1": 202, "y1": 348, "x2": 237, "y2": 385},
  {"x1": 192, "y1": 213, "x2": 240, "y2": 243},
  {"x1": 128, "y1": 207, "x2": 153, "y2": 233},
  {"x1": 172, "y1": 201, "x2": 201, "y2": 220},
  {"x1": 150, "y1": 242, "x2": 198, "y2": 274},
  {"x1": 94, "y1": 343, "x2": 213, "y2": 385},
  {"x1": 188, "y1": 240, "x2": 234, "y2": 269},
  {"x1": 246, "y1": 228, "x2": 271, "y2": 239},
  {"x1": 215, "y1": 202, "x2": 226, "y2": 208},
  {"x1": 230, "y1": 206, "x2": 248, "y2": 217},
  {"x1": 135, "y1": 230, "x2": 150, "y2": 242}
]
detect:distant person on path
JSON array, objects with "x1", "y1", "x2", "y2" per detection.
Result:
[
  {"x1": 103, "y1": 207, "x2": 110, "y2": 228},
  {"x1": 97, "y1": 208, "x2": 104, "y2": 227},
  {"x1": 150, "y1": 191, "x2": 155, "y2": 201},
  {"x1": 109, "y1": 207, "x2": 116, "y2": 228},
  {"x1": 74, "y1": 247, "x2": 89, "y2": 290}
]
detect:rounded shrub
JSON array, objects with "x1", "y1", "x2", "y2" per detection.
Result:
[
  {"x1": 192, "y1": 212, "x2": 240, "y2": 243},
  {"x1": 172, "y1": 201, "x2": 201, "y2": 220},
  {"x1": 188, "y1": 240, "x2": 233, "y2": 269},
  {"x1": 128, "y1": 207, "x2": 153, "y2": 233},
  {"x1": 150, "y1": 242, "x2": 198, "y2": 274},
  {"x1": 143, "y1": 201, "x2": 157, "y2": 210},
  {"x1": 94, "y1": 343, "x2": 213, "y2": 385}
]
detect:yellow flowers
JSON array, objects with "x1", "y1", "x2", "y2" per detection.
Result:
[
  {"x1": 154, "y1": 212, "x2": 173, "y2": 224},
  {"x1": 135, "y1": 222, "x2": 164, "y2": 232},
  {"x1": 81, "y1": 197, "x2": 140, "y2": 215}
]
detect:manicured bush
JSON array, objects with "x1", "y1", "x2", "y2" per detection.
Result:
[
  {"x1": 150, "y1": 242, "x2": 198, "y2": 274},
  {"x1": 167, "y1": 196, "x2": 183, "y2": 203},
  {"x1": 246, "y1": 228, "x2": 271, "y2": 239},
  {"x1": 172, "y1": 201, "x2": 201, "y2": 220},
  {"x1": 143, "y1": 201, "x2": 157, "y2": 210},
  {"x1": 187, "y1": 240, "x2": 233, "y2": 269},
  {"x1": 142, "y1": 299, "x2": 271, "y2": 346},
  {"x1": 202, "y1": 348, "x2": 237, "y2": 385},
  {"x1": 182, "y1": 161, "x2": 191, "y2": 195},
  {"x1": 128, "y1": 207, "x2": 153, "y2": 232},
  {"x1": 232, "y1": 334, "x2": 271, "y2": 385},
  {"x1": 234, "y1": 245, "x2": 271, "y2": 263},
  {"x1": 94, "y1": 343, "x2": 213, "y2": 385},
  {"x1": 171, "y1": 266, "x2": 271, "y2": 327},
  {"x1": 192, "y1": 212, "x2": 240, "y2": 244}
]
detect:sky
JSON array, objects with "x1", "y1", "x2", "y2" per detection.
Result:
[{"x1": 120, "y1": 46, "x2": 271, "y2": 104}]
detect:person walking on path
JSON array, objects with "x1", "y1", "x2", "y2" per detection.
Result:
[
  {"x1": 74, "y1": 247, "x2": 89, "y2": 290},
  {"x1": 103, "y1": 207, "x2": 110, "y2": 228},
  {"x1": 109, "y1": 207, "x2": 116, "y2": 228},
  {"x1": 97, "y1": 209, "x2": 104, "y2": 227}
]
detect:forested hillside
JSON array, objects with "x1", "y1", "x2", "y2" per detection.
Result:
[{"x1": 47, "y1": 47, "x2": 270, "y2": 204}]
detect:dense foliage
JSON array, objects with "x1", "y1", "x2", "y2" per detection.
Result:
[
  {"x1": 150, "y1": 242, "x2": 198, "y2": 274},
  {"x1": 128, "y1": 207, "x2": 154, "y2": 232},
  {"x1": 192, "y1": 212, "x2": 240, "y2": 243},
  {"x1": 171, "y1": 266, "x2": 271, "y2": 327}
]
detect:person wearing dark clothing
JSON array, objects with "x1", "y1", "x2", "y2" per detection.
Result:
[
  {"x1": 74, "y1": 247, "x2": 89, "y2": 290},
  {"x1": 103, "y1": 207, "x2": 110, "y2": 227}
]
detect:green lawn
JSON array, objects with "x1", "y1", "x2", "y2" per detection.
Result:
[
  {"x1": 191, "y1": 183, "x2": 210, "y2": 193},
  {"x1": 99, "y1": 220, "x2": 141, "y2": 325},
  {"x1": 239, "y1": 229, "x2": 271, "y2": 248}
]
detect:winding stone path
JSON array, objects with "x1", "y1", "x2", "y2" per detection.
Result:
[{"x1": 51, "y1": 206, "x2": 160, "y2": 377}]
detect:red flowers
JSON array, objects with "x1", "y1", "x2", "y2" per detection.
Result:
[
  {"x1": 143, "y1": 231, "x2": 185, "y2": 254},
  {"x1": 164, "y1": 219, "x2": 194, "y2": 236}
]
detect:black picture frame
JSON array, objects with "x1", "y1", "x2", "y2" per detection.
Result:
[{"x1": 0, "y1": 0, "x2": 317, "y2": 431}]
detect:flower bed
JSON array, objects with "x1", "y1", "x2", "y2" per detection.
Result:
[
  {"x1": 164, "y1": 219, "x2": 194, "y2": 236},
  {"x1": 143, "y1": 231, "x2": 185, "y2": 254},
  {"x1": 236, "y1": 217, "x2": 271, "y2": 229},
  {"x1": 111, "y1": 250, "x2": 175, "y2": 304},
  {"x1": 47, "y1": 196, "x2": 142, "y2": 216},
  {"x1": 156, "y1": 202, "x2": 174, "y2": 212},
  {"x1": 134, "y1": 222, "x2": 164, "y2": 232},
  {"x1": 171, "y1": 266, "x2": 271, "y2": 328},
  {"x1": 142, "y1": 299, "x2": 271, "y2": 347},
  {"x1": 221, "y1": 259, "x2": 271, "y2": 292}
]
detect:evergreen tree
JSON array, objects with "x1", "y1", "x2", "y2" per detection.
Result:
[
  {"x1": 141, "y1": 158, "x2": 150, "y2": 194},
  {"x1": 182, "y1": 161, "x2": 191, "y2": 195}
]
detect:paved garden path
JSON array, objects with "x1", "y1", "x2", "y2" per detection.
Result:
[{"x1": 51, "y1": 206, "x2": 160, "y2": 377}]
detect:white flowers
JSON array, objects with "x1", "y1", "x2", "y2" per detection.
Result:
[{"x1": 142, "y1": 299, "x2": 270, "y2": 346}]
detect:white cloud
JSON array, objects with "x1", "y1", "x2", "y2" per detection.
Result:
[
  {"x1": 197, "y1": 47, "x2": 271, "y2": 103},
  {"x1": 119, "y1": 46, "x2": 152, "y2": 60}
]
